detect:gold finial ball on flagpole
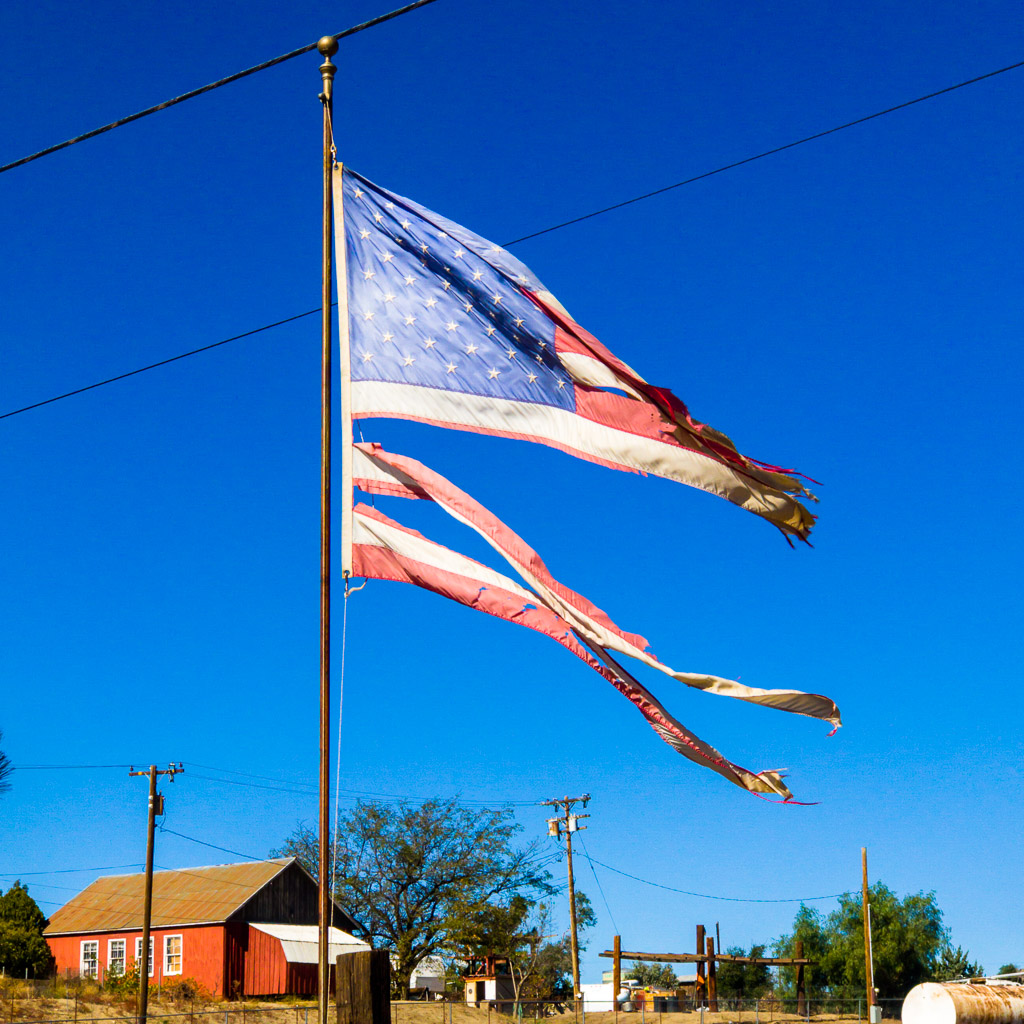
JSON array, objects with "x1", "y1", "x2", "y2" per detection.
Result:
[{"x1": 317, "y1": 35, "x2": 339, "y2": 57}]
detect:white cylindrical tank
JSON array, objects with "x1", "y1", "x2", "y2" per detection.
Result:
[{"x1": 903, "y1": 983, "x2": 1024, "y2": 1024}]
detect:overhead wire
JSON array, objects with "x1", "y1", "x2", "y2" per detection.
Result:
[
  {"x1": 156, "y1": 825, "x2": 264, "y2": 862},
  {"x1": 0, "y1": 307, "x2": 321, "y2": 422},
  {"x1": 502, "y1": 57, "x2": 1024, "y2": 244},
  {"x1": 577, "y1": 833, "x2": 619, "y2": 935},
  {"x1": 0, "y1": 0, "x2": 441, "y2": 176},
  {"x1": 584, "y1": 853, "x2": 853, "y2": 904},
  {"x1": 15, "y1": 763, "x2": 136, "y2": 769},
  {"x1": 2, "y1": 58, "x2": 1022, "y2": 423},
  {"x1": 0, "y1": 864, "x2": 144, "y2": 876}
]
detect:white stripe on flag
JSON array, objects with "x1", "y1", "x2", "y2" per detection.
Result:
[{"x1": 352, "y1": 381, "x2": 802, "y2": 523}]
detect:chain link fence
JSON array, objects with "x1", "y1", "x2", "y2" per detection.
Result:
[{"x1": 0, "y1": 986, "x2": 907, "y2": 1024}]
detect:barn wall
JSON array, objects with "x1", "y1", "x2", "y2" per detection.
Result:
[
  {"x1": 242, "y1": 927, "x2": 289, "y2": 997},
  {"x1": 46, "y1": 925, "x2": 226, "y2": 997},
  {"x1": 224, "y1": 922, "x2": 248, "y2": 1000},
  {"x1": 231, "y1": 862, "x2": 356, "y2": 932}
]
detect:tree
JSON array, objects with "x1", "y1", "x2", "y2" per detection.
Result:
[
  {"x1": 997, "y1": 964, "x2": 1021, "y2": 979},
  {"x1": 775, "y1": 884, "x2": 948, "y2": 1000},
  {"x1": 273, "y1": 798, "x2": 554, "y2": 997},
  {"x1": 457, "y1": 891, "x2": 596, "y2": 1007},
  {"x1": 0, "y1": 732, "x2": 12, "y2": 797},
  {"x1": 626, "y1": 961, "x2": 679, "y2": 989},
  {"x1": 717, "y1": 945, "x2": 771, "y2": 1000},
  {"x1": 934, "y1": 946, "x2": 984, "y2": 981},
  {"x1": 528, "y1": 892, "x2": 596, "y2": 1001},
  {"x1": 0, "y1": 882, "x2": 54, "y2": 978}
]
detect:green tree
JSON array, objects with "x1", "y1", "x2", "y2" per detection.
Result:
[
  {"x1": 0, "y1": 732, "x2": 12, "y2": 796},
  {"x1": 626, "y1": 961, "x2": 679, "y2": 989},
  {"x1": 997, "y1": 964, "x2": 1021, "y2": 979},
  {"x1": 274, "y1": 798, "x2": 554, "y2": 997},
  {"x1": 458, "y1": 891, "x2": 596, "y2": 1005},
  {"x1": 775, "y1": 884, "x2": 947, "y2": 1000},
  {"x1": 934, "y1": 946, "x2": 983, "y2": 981},
  {"x1": 717, "y1": 945, "x2": 771, "y2": 999},
  {"x1": 0, "y1": 882, "x2": 54, "y2": 978}
]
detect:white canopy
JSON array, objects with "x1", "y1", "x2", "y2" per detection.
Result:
[{"x1": 250, "y1": 923, "x2": 370, "y2": 964}]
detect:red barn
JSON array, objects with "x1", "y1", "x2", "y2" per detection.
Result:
[{"x1": 44, "y1": 858, "x2": 367, "y2": 998}]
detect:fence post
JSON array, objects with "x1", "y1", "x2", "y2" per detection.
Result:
[{"x1": 755, "y1": 999, "x2": 759, "y2": 1024}]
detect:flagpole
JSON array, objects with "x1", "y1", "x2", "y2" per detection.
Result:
[{"x1": 317, "y1": 34, "x2": 339, "y2": 1024}]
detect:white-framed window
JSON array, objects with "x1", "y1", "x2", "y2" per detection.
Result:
[
  {"x1": 80, "y1": 940, "x2": 99, "y2": 979},
  {"x1": 135, "y1": 936, "x2": 154, "y2": 977},
  {"x1": 108, "y1": 938, "x2": 126, "y2": 976},
  {"x1": 164, "y1": 934, "x2": 182, "y2": 976}
]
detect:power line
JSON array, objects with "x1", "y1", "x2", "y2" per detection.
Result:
[
  {"x1": 0, "y1": 0, "x2": 441, "y2": 177},
  {"x1": 584, "y1": 854, "x2": 852, "y2": 904},
  {"x1": 1, "y1": 58, "x2": 1021, "y2": 425},
  {"x1": 0, "y1": 864, "x2": 144, "y2": 876},
  {"x1": 186, "y1": 771, "x2": 319, "y2": 796},
  {"x1": 15, "y1": 763, "x2": 135, "y2": 769},
  {"x1": 502, "y1": 57, "x2": 1024, "y2": 245},
  {"x1": 0, "y1": 307, "x2": 320, "y2": 422},
  {"x1": 156, "y1": 825, "x2": 264, "y2": 862},
  {"x1": 183, "y1": 761, "x2": 317, "y2": 787},
  {"x1": 184, "y1": 761, "x2": 544, "y2": 805},
  {"x1": 577, "y1": 832, "x2": 619, "y2": 935}
]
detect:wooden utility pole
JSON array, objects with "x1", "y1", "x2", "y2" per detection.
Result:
[
  {"x1": 129, "y1": 763, "x2": 183, "y2": 1024},
  {"x1": 317, "y1": 33, "x2": 339, "y2": 1024},
  {"x1": 613, "y1": 934, "x2": 621, "y2": 1022},
  {"x1": 541, "y1": 795, "x2": 590, "y2": 1014},
  {"x1": 861, "y1": 848, "x2": 874, "y2": 1015}
]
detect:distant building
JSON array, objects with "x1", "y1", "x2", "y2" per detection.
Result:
[
  {"x1": 585, "y1": 971, "x2": 699, "y2": 1011},
  {"x1": 408, "y1": 957, "x2": 446, "y2": 996},
  {"x1": 43, "y1": 858, "x2": 362, "y2": 998},
  {"x1": 464, "y1": 955, "x2": 515, "y2": 1009}
]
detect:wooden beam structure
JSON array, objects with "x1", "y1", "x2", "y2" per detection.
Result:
[
  {"x1": 599, "y1": 950, "x2": 813, "y2": 966},
  {"x1": 695, "y1": 926, "x2": 705, "y2": 1005},
  {"x1": 706, "y1": 937, "x2": 718, "y2": 1012}
]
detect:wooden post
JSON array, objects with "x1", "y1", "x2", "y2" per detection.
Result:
[
  {"x1": 613, "y1": 936, "x2": 621, "y2": 1023},
  {"x1": 336, "y1": 950, "x2": 390, "y2": 1024},
  {"x1": 695, "y1": 926, "x2": 706, "y2": 1008},
  {"x1": 706, "y1": 938, "x2": 718, "y2": 1013},
  {"x1": 861, "y1": 849, "x2": 874, "y2": 1015},
  {"x1": 795, "y1": 942, "x2": 805, "y2": 1018}
]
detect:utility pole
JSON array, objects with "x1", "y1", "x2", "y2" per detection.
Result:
[
  {"x1": 129, "y1": 764, "x2": 184, "y2": 1024},
  {"x1": 861, "y1": 847, "x2": 876, "y2": 1022},
  {"x1": 542, "y1": 795, "x2": 590, "y2": 1017}
]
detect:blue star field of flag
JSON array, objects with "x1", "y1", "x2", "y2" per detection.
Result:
[{"x1": 343, "y1": 168, "x2": 576, "y2": 410}]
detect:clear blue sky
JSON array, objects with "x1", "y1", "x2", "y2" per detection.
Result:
[{"x1": 2, "y1": 0, "x2": 1022, "y2": 986}]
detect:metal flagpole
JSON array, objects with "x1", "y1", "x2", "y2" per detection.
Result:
[{"x1": 317, "y1": 34, "x2": 339, "y2": 1024}]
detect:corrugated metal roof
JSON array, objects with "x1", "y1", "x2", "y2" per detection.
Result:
[
  {"x1": 44, "y1": 858, "x2": 293, "y2": 935},
  {"x1": 250, "y1": 924, "x2": 369, "y2": 964}
]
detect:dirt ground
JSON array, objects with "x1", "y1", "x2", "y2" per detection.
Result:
[{"x1": 0, "y1": 998, "x2": 874, "y2": 1024}]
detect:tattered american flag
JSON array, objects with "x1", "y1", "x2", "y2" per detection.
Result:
[{"x1": 336, "y1": 166, "x2": 817, "y2": 541}]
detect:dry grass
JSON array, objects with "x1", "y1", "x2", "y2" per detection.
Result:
[{"x1": 0, "y1": 997, "x2": 869, "y2": 1024}]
